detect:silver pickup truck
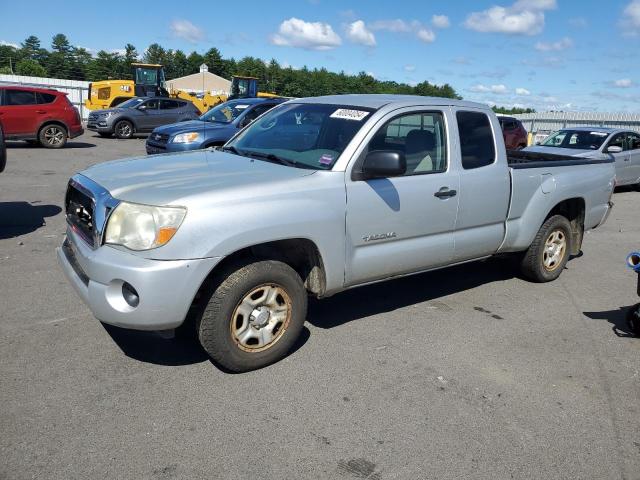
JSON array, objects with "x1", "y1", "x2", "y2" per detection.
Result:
[{"x1": 58, "y1": 95, "x2": 615, "y2": 371}]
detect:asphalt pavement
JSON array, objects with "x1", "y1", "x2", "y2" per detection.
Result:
[{"x1": 1, "y1": 132, "x2": 639, "y2": 480}]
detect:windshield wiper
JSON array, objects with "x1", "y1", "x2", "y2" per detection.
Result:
[
  {"x1": 220, "y1": 145, "x2": 244, "y2": 155},
  {"x1": 242, "y1": 150, "x2": 298, "y2": 168}
]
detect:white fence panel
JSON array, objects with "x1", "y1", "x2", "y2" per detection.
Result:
[
  {"x1": 514, "y1": 111, "x2": 640, "y2": 135},
  {"x1": 0, "y1": 74, "x2": 90, "y2": 120}
]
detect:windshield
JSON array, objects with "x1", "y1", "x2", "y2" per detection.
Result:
[
  {"x1": 201, "y1": 101, "x2": 252, "y2": 124},
  {"x1": 118, "y1": 98, "x2": 145, "y2": 109},
  {"x1": 540, "y1": 129, "x2": 610, "y2": 150},
  {"x1": 226, "y1": 103, "x2": 375, "y2": 170}
]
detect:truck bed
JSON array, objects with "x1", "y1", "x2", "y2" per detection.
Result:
[{"x1": 507, "y1": 149, "x2": 614, "y2": 169}]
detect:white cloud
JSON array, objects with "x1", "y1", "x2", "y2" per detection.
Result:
[
  {"x1": 535, "y1": 37, "x2": 573, "y2": 51},
  {"x1": 404, "y1": 64, "x2": 416, "y2": 72},
  {"x1": 346, "y1": 20, "x2": 376, "y2": 46},
  {"x1": 370, "y1": 19, "x2": 413, "y2": 32},
  {"x1": 416, "y1": 28, "x2": 436, "y2": 43},
  {"x1": 515, "y1": 87, "x2": 531, "y2": 95},
  {"x1": 170, "y1": 19, "x2": 205, "y2": 43},
  {"x1": 470, "y1": 84, "x2": 509, "y2": 94},
  {"x1": 432, "y1": 15, "x2": 450, "y2": 29},
  {"x1": 464, "y1": 0, "x2": 556, "y2": 35},
  {"x1": 370, "y1": 19, "x2": 436, "y2": 43},
  {"x1": 271, "y1": 17, "x2": 342, "y2": 50},
  {"x1": 0, "y1": 40, "x2": 19, "y2": 48},
  {"x1": 621, "y1": 0, "x2": 640, "y2": 35},
  {"x1": 614, "y1": 78, "x2": 633, "y2": 88}
]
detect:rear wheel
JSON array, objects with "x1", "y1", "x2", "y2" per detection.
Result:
[
  {"x1": 38, "y1": 124, "x2": 67, "y2": 148},
  {"x1": 114, "y1": 120, "x2": 134, "y2": 139},
  {"x1": 521, "y1": 215, "x2": 572, "y2": 282},
  {"x1": 197, "y1": 260, "x2": 307, "y2": 372}
]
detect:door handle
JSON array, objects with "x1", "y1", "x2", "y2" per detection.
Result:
[
  {"x1": 36, "y1": 110, "x2": 46, "y2": 114},
  {"x1": 434, "y1": 187, "x2": 457, "y2": 199}
]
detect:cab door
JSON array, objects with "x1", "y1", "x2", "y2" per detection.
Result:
[
  {"x1": 450, "y1": 109, "x2": 511, "y2": 261},
  {"x1": 345, "y1": 108, "x2": 459, "y2": 285},
  {"x1": 136, "y1": 98, "x2": 160, "y2": 131},
  {"x1": 625, "y1": 132, "x2": 640, "y2": 184},
  {"x1": 605, "y1": 133, "x2": 632, "y2": 184}
]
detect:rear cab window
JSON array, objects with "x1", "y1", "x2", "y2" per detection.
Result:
[{"x1": 456, "y1": 111, "x2": 496, "y2": 169}]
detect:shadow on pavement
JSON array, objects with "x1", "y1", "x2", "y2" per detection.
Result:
[
  {"x1": 307, "y1": 258, "x2": 516, "y2": 329},
  {"x1": 584, "y1": 307, "x2": 639, "y2": 338},
  {"x1": 6, "y1": 141, "x2": 96, "y2": 149},
  {"x1": 102, "y1": 322, "x2": 311, "y2": 370},
  {"x1": 0, "y1": 201, "x2": 62, "y2": 239}
]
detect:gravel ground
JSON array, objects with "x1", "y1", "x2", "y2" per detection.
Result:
[{"x1": 1, "y1": 132, "x2": 639, "y2": 480}]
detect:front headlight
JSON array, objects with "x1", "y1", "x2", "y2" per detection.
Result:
[
  {"x1": 172, "y1": 132, "x2": 200, "y2": 144},
  {"x1": 105, "y1": 202, "x2": 186, "y2": 251},
  {"x1": 100, "y1": 111, "x2": 115, "y2": 118}
]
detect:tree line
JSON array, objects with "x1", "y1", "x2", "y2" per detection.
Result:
[{"x1": 0, "y1": 34, "x2": 461, "y2": 99}]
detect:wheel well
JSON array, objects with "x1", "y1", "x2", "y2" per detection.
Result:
[
  {"x1": 546, "y1": 198, "x2": 585, "y2": 255},
  {"x1": 200, "y1": 238, "x2": 327, "y2": 297}
]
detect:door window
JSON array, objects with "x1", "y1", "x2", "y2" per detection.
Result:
[
  {"x1": 6, "y1": 90, "x2": 37, "y2": 105},
  {"x1": 160, "y1": 99, "x2": 180, "y2": 110},
  {"x1": 365, "y1": 111, "x2": 447, "y2": 175},
  {"x1": 607, "y1": 133, "x2": 625, "y2": 151},
  {"x1": 456, "y1": 111, "x2": 496, "y2": 169},
  {"x1": 626, "y1": 132, "x2": 640, "y2": 151},
  {"x1": 242, "y1": 104, "x2": 275, "y2": 125},
  {"x1": 142, "y1": 99, "x2": 159, "y2": 110}
]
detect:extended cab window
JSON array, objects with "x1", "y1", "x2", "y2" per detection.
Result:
[
  {"x1": 6, "y1": 89, "x2": 37, "y2": 105},
  {"x1": 366, "y1": 111, "x2": 447, "y2": 175},
  {"x1": 457, "y1": 111, "x2": 496, "y2": 169}
]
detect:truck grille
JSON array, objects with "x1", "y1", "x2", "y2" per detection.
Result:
[
  {"x1": 65, "y1": 182, "x2": 96, "y2": 247},
  {"x1": 88, "y1": 112, "x2": 99, "y2": 122}
]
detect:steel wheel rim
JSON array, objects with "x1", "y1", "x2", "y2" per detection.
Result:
[
  {"x1": 230, "y1": 284, "x2": 292, "y2": 352},
  {"x1": 543, "y1": 229, "x2": 566, "y2": 271},
  {"x1": 117, "y1": 123, "x2": 132, "y2": 137},
  {"x1": 44, "y1": 126, "x2": 64, "y2": 145}
]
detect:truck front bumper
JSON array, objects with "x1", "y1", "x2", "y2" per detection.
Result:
[{"x1": 57, "y1": 229, "x2": 221, "y2": 331}]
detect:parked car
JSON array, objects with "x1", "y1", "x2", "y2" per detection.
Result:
[
  {"x1": 146, "y1": 98, "x2": 286, "y2": 154},
  {"x1": 0, "y1": 121, "x2": 6, "y2": 172},
  {"x1": 87, "y1": 97, "x2": 200, "y2": 139},
  {"x1": 58, "y1": 95, "x2": 615, "y2": 372},
  {"x1": 0, "y1": 86, "x2": 83, "y2": 148},
  {"x1": 524, "y1": 127, "x2": 640, "y2": 188},
  {"x1": 497, "y1": 115, "x2": 528, "y2": 150}
]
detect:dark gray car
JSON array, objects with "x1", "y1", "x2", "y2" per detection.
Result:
[{"x1": 87, "y1": 97, "x2": 200, "y2": 139}]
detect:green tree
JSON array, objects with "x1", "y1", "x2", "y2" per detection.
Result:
[
  {"x1": 15, "y1": 59, "x2": 47, "y2": 77},
  {"x1": 143, "y1": 43, "x2": 166, "y2": 65},
  {"x1": 203, "y1": 47, "x2": 223, "y2": 76},
  {"x1": 20, "y1": 35, "x2": 41, "y2": 61},
  {"x1": 186, "y1": 51, "x2": 204, "y2": 74}
]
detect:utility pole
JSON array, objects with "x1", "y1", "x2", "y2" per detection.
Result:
[{"x1": 9, "y1": 57, "x2": 13, "y2": 74}]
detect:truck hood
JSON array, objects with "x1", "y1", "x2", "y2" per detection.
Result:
[
  {"x1": 152, "y1": 120, "x2": 231, "y2": 135},
  {"x1": 80, "y1": 149, "x2": 316, "y2": 206},
  {"x1": 523, "y1": 146, "x2": 605, "y2": 159}
]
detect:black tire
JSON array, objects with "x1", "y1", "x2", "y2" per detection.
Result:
[
  {"x1": 114, "y1": 120, "x2": 134, "y2": 139},
  {"x1": 98, "y1": 132, "x2": 112, "y2": 138},
  {"x1": 197, "y1": 260, "x2": 307, "y2": 372},
  {"x1": 521, "y1": 215, "x2": 572, "y2": 282},
  {"x1": 627, "y1": 304, "x2": 640, "y2": 336},
  {"x1": 38, "y1": 124, "x2": 67, "y2": 148}
]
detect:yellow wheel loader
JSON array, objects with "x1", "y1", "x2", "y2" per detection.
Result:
[{"x1": 85, "y1": 64, "x2": 278, "y2": 114}]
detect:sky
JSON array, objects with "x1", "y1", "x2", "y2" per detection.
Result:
[{"x1": 1, "y1": 0, "x2": 639, "y2": 112}]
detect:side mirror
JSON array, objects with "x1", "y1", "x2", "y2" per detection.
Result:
[
  {"x1": 535, "y1": 141, "x2": 541, "y2": 145},
  {"x1": 137, "y1": 105, "x2": 148, "y2": 111},
  {"x1": 360, "y1": 151, "x2": 406, "y2": 179},
  {"x1": 607, "y1": 145, "x2": 623, "y2": 153}
]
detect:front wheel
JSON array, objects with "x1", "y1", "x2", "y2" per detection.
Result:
[
  {"x1": 627, "y1": 304, "x2": 640, "y2": 336},
  {"x1": 521, "y1": 215, "x2": 572, "y2": 282},
  {"x1": 114, "y1": 120, "x2": 134, "y2": 139},
  {"x1": 39, "y1": 124, "x2": 67, "y2": 148},
  {"x1": 197, "y1": 260, "x2": 307, "y2": 372}
]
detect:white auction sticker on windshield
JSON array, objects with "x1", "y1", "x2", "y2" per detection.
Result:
[
  {"x1": 590, "y1": 132, "x2": 607, "y2": 136},
  {"x1": 330, "y1": 109, "x2": 370, "y2": 121},
  {"x1": 235, "y1": 105, "x2": 249, "y2": 109}
]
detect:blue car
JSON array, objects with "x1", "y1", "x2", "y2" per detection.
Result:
[{"x1": 145, "y1": 98, "x2": 285, "y2": 154}]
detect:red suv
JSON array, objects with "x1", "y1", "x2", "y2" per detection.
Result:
[
  {"x1": 0, "y1": 86, "x2": 83, "y2": 148},
  {"x1": 498, "y1": 116, "x2": 528, "y2": 150}
]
